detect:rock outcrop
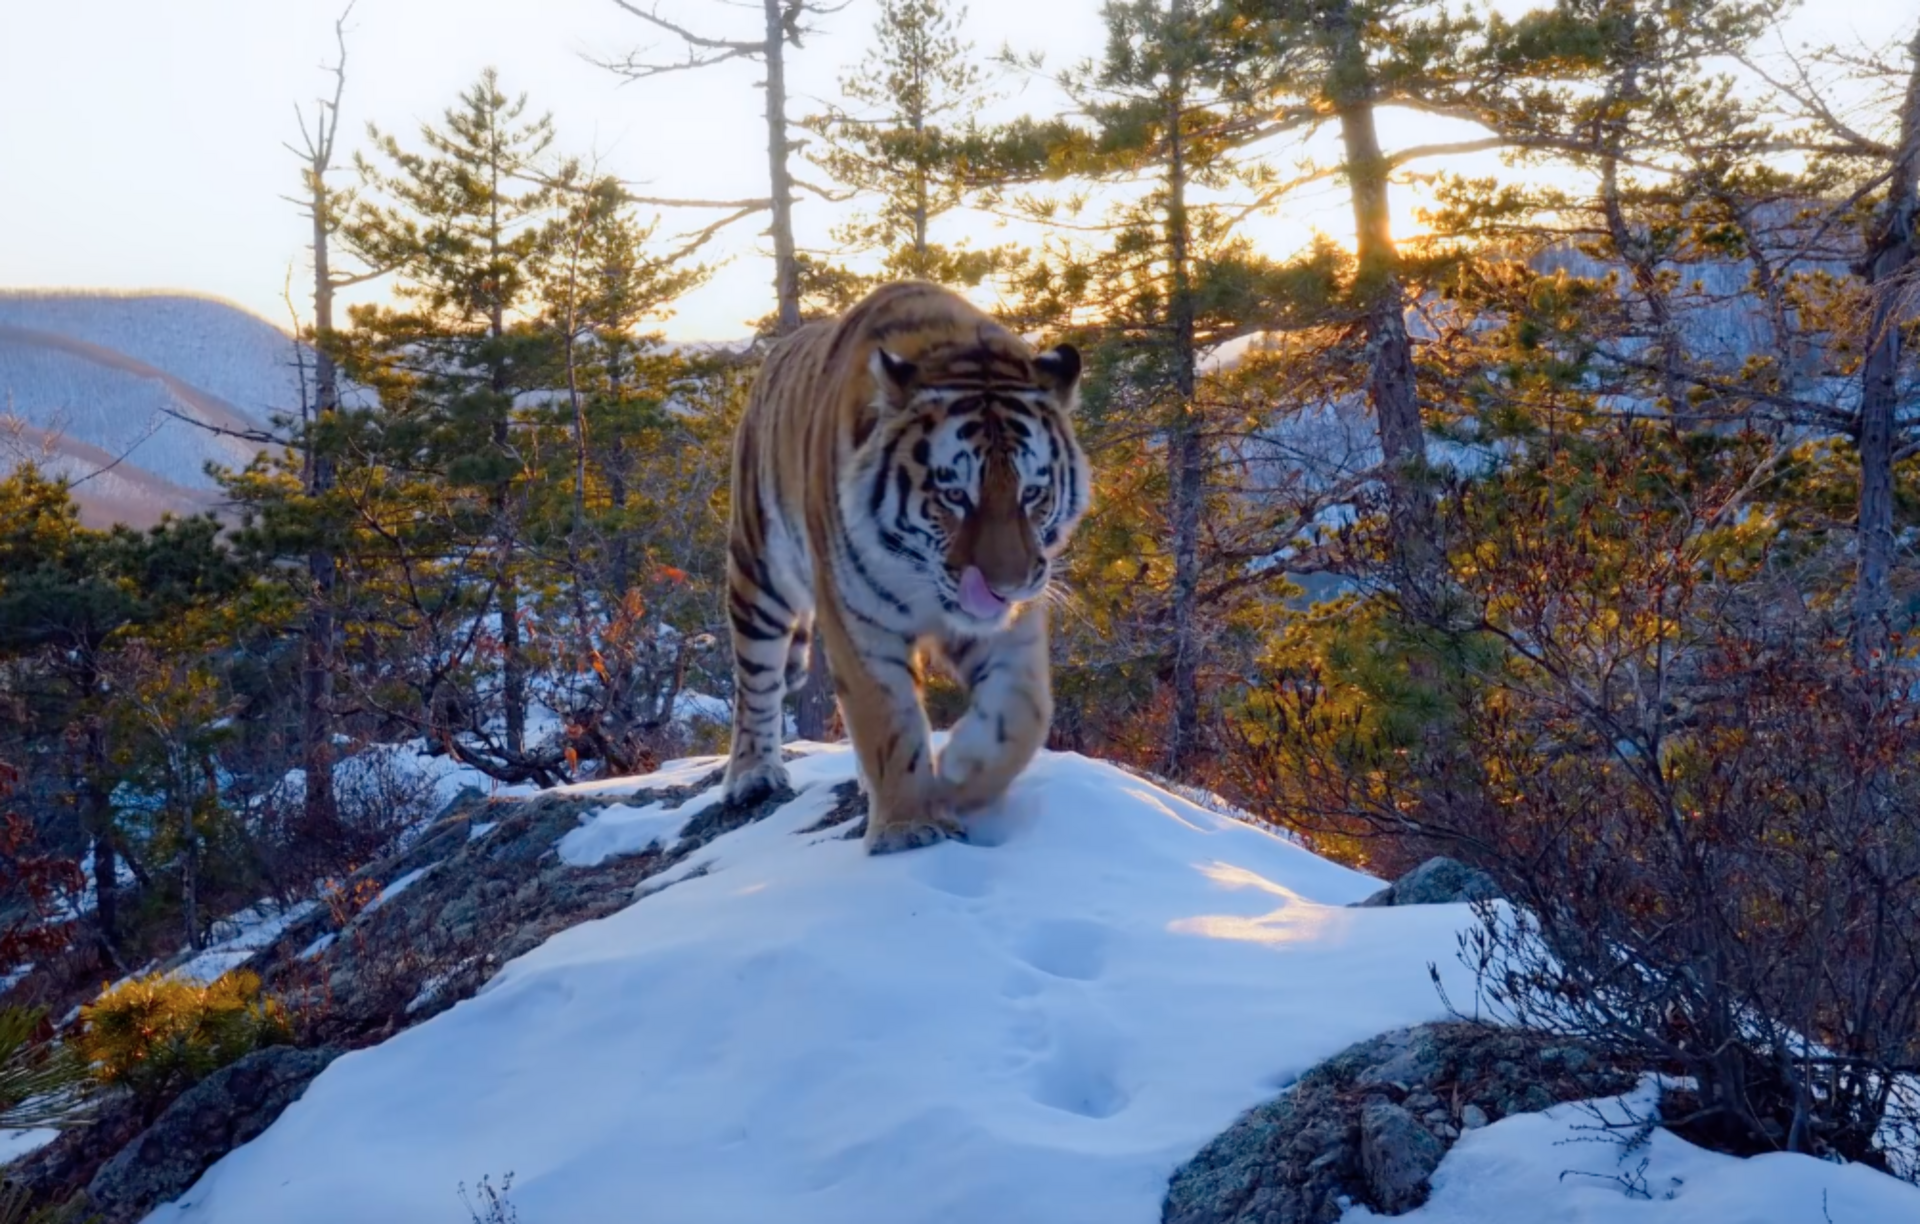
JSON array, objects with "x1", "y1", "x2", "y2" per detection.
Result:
[
  {"x1": 85, "y1": 1046, "x2": 340, "y2": 1223},
  {"x1": 1354, "y1": 857, "x2": 1502, "y2": 908},
  {"x1": 1162, "y1": 1022, "x2": 1638, "y2": 1222}
]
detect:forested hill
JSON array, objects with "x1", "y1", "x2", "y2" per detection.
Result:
[{"x1": 0, "y1": 291, "x2": 290, "y2": 526}]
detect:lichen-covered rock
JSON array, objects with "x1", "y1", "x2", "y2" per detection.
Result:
[
  {"x1": 1162, "y1": 1023, "x2": 1637, "y2": 1222},
  {"x1": 257, "y1": 767, "x2": 737, "y2": 1046},
  {"x1": 1354, "y1": 857, "x2": 1503, "y2": 908},
  {"x1": 84, "y1": 1045, "x2": 340, "y2": 1223},
  {"x1": 1359, "y1": 1101, "x2": 1445, "y2": 1213}
]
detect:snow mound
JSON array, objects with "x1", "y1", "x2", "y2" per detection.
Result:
[{"x1": 139, "y1": 747, "x2": 1919, "y2": 1223}]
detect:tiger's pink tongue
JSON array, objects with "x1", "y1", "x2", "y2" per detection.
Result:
[{"x1": 958, "y1": 566, "x2": 1009, "y2": 619}]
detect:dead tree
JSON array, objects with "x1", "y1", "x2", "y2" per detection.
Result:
[
  {"x1": 599, "y1": 0, "x2": 845, "y2": 740},
  {"x1": 286, "y1": 3, "x2": 382, "y2": 831}
]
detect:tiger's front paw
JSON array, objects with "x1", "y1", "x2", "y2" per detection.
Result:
[
  {"x1": 863, "y1": 799, "x2": 964, "y2": 855},
  {"x1": 724, "y1": 759, "x2": 792, "y2": 808},
  {"x1": 940, "y1": 712, "x2": 1033, "y2": 813},
  {"x1": 939, "y1": 714, "x2": 1000, "y2": 791}
]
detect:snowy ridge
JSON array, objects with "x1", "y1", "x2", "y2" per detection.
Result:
[
  {"x1": 0, "y1": 291, "x2": 300, "y2": 526},
  {"x1": 145, "y1": 747, "x2": 1920, "y2": 1223},
  {"x1": 0, "y1": 291, "x2": 307, "y2": 424}
]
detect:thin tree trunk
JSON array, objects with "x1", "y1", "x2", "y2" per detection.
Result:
[
  {"x1": 181, "y1": 754, "x2": 204, "y2": 952},
  {"x1": 609, "y1": 443, "x2": 632, "y2": 592},
  {"x1": 299, "y1": 12, "x2": 351, "y2": 841},
  {"x1": 495, "y1": 434, "x2": 527, "y2": 758},
  {"x1": 1324, "y1": 0, "x2": 1441, "y2": 616},
  {"x1": 911, "y1": 53, "x2": 930, "y2": 272},
  {"x1": 561, "y1": 259, "x2": 602, "y2": 771},
  {"x1": 83, "y1": 716, "x2": 117, "y2": 953},
  {"x1": 1593, "y1": 42, "x2": 1690, "y2": 430},
  {"x1": 765, "y1": 0, "x2": 834, "y2": 742},
  {"x1": 1164, "y1": 10, "x2": 1204, "y2": 776},
  {"x1": 1853, "y1": 31, "x2": 1920, "y2": 670},
  {"x1": 304, "y1": 194, "x2": 341, "y2": 838},
  {"x1": 765, "y1": 0, "x2": 802, "y2": 334},
  {"x1": 604, "y1": 337, "x2": 635, "y2": 591},
  {"x1": 489, "y1": 142, "x2": 527, "y2": 758}
]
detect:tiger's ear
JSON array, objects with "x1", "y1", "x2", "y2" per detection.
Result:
[
  {"x1": 869, "y1": 348, "x2": 918, "y2": 412},
  {"x1": 1035, "y1": 343, "x2": 1082, "y2": 401}
]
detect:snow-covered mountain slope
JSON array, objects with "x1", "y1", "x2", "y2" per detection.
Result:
[
  {"x1": 0, "y1": 292, "x2": 295, "y2": 525},
  {"x1": 144, "y1": 747, "x2": 1920, "y2": 1224},
  {"x1": 0, "y1": 292, "x2": 305, "y2": 426}
]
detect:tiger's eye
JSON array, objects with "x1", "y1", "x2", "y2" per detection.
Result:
[{"x1": 942, "y1": 488, "x2": 968, "y2": 507}]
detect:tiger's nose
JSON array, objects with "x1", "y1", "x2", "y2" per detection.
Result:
[{"x1": 993, "y1": 564, "x2": 1048, "y2": 603}]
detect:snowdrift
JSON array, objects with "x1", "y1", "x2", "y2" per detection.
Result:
[{"x1": 143, "y1": 747, "x2": 1920, "y2": 1223}]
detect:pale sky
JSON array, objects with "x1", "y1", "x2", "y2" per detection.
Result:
[{"x1": 1, "y1": 0, "x2": 1911, "y2": 341}]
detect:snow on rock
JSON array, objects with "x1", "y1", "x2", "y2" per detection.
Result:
[
  {"x1": 139, "y1": 746, "x2": 1911, "y2": 1224},
  {"x1": 363, "y1": 865, "x2": 436, "y2": 914},
  {"x1": 544, "y1": 753, "x2": 724, "y2": 800},
  {"x1": 1351, "y1": 1077, "x2": 1920, "y2": 1223},
  {"x1": 555, "y1": 793, "x2": 711, "y2": 868},
  {"x1": 172, "y1": 900, "x2": 319, "y2": 985}
]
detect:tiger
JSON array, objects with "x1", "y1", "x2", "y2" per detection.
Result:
[{"x1": 722, "y1": 280, "x2": 1090, "y2": 854}]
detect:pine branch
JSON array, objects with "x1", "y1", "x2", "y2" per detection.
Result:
[
  {"x1": 789, "y1": 174, "x2": 853, "y2": 202},
  {"x1": 155, "y1": 406, "x2": 291, "y2": 448},
  {"x1": 626, "y1": 194, "x2": 772, "y2": 209},
  {"x1": 0, "y1": 1008, "x2": 93, "y2": 1132},
  {"x1": 1740, "y1": 43, "x2": 1895, "y2": 159}
]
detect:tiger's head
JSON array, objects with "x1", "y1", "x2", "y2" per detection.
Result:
[{"x1": 850, "y1": 334, "x2": 1090, "y2": 633}]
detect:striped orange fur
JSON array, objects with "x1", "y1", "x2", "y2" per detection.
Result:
[{"x1": 722, "y1": 281, "x2": 1090, "y2": 853}]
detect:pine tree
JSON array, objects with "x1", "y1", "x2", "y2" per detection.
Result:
[
  {"x1": 533, "y1": 174, "x2": 717, "y2": 768},
  {"x1": 1219, "y1": 0, "x2": 1467, "y2": 614},
  {"x1": 1848, "y1": 33, "x2": 1920, "y2": 667},
  {"x1": 805, "y1": 0, "x2": 1008, "y2": 285},
  {"x1": 540, "y1": 173, "x2": 704, "y2": 553},
  {"x1": 344, "y1": 69, "x2": 564, "y2": 765},
  {"x1": 978, "y1": 0, "x2": 1307, "y2": 771}
]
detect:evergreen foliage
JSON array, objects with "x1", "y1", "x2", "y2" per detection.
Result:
[
  {"x1": 75, "y1": 970, "x2": 289, "y2": 1105},
  {"x1": 0, "y1": 0, "x2": 1917, "y2": 1180}
]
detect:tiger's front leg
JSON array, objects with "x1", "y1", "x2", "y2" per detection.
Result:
[
  {"x1": 816, "y1": 609, "x2": 957, "y2": 854},
  {"x1": 938, "y1": 603, "x2": 1053, "y2": 813}
]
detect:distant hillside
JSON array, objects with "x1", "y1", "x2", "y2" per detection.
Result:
[{"x1": 0, "y1": 291, "x2": 300, "y2": 527}]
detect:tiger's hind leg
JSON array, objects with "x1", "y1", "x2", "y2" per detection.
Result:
[
  {"x1": 785, "y1": 616, "x2": 813, "y2": 692},
  {"x1": 937, "y1": 602, "x2": 1053, "y2": 814},
  {"x1": 723, "y1": 566, "x2": 807, "y2": 807}
]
